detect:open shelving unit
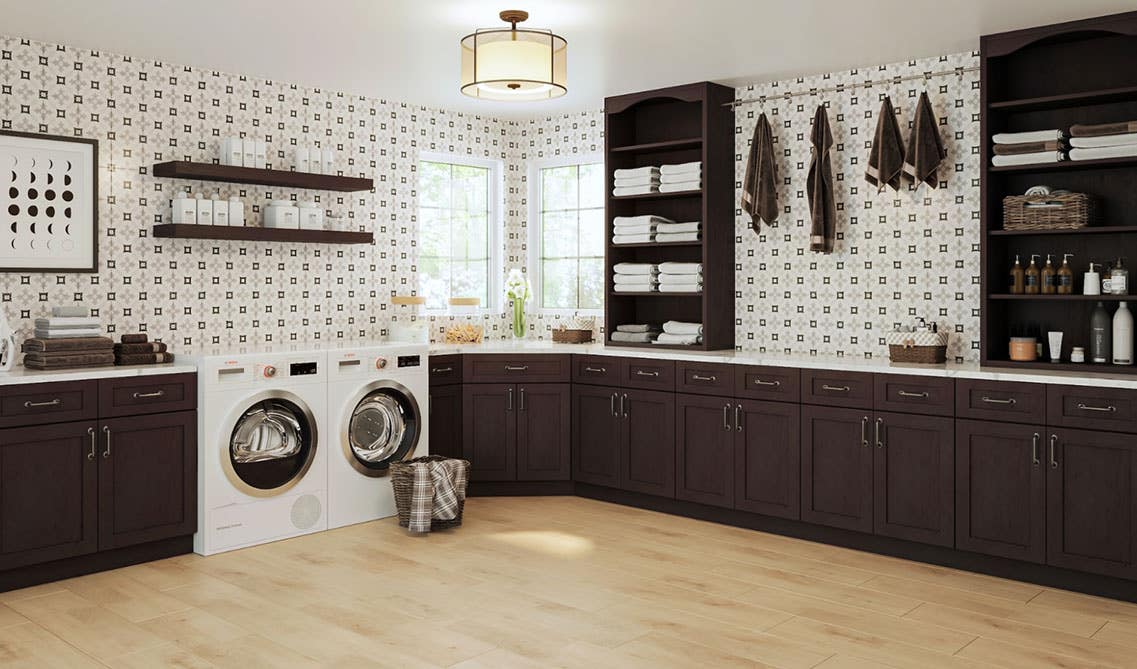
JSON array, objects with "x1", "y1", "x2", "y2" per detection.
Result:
[
  {"x1": 152, "y1": 224, "x2": 373, "y2": 245},
  {"x1": 152, "y1": 161, "x2": 374, "y2": 192},
  {"x1": 603, "y1": 81, "x2": 734, "y2": 351},
  {"x1": 981, "y1": 11, "x2": 1137, "y2": 374}
]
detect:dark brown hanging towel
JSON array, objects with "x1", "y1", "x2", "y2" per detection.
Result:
[
  {"x1": 741, "y1": 112, "x2": 778, "y2": 231},
  {"x1": 902, "y1": 91, "x2": 946, "y2": 189},
  {"x1": 807, "y1": 105, "x2": 835, "y2": 254},
  {"x1": 865, "y1": 96, "x2": 905, "y2": 193}
]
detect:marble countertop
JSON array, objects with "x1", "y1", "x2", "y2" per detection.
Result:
[{"x1": 0, "y1": 363, "x2": 199, "y2": 386}]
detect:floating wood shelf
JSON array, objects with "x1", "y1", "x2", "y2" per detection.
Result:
[
  {"x1": 988, "y1": 85, "x2": 1137, "y2": 111},
  {"x1": 609, "y1": 138, "x2": 703, "y2": 154},
  {"x1": 152, "y1": 224, "x2": 373, "y2": 244},
  {"x1": 989, "y1": 156, "x2": 1137, "y2": 173},
  {"x1": 990, "y1": 225, "x2": 1137, "y2": 236},
  {"x1": 989, "y1": 294, "x2": 1131, "y2": 301},
  {"x1": 152, "y1": 161, "x2": 374, "y2": 192}
]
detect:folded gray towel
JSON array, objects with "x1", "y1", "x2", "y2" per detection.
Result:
[
  {"x1": 615, "y1": 324, "x2": 659, "y2": 333},
  {"x1": 611, "y1": 331, "x2": 658, "y2": 344}
]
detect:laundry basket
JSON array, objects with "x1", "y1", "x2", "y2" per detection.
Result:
[{"x1": 390, "y1": 455, "x2": 470, "y2": 530}]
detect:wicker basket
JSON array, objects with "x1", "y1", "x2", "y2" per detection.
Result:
[
  {"x1": 886, "y1": 330, "x2": 949, "y2": 364},
  {"x1": 552, "y1": 328, "x2": 594, "y2": 344},
  {"x1": 1003, "y1": 192, "x2": 1097, "y2": 231},
  {"x1": 390, "y1": 455, "x2": 469, "y2": 530}
]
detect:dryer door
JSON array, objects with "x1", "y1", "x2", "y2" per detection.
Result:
[
  {"x1": 345, "y1": 380, "x2": 421, "y2": 477},
  {"x1": 227, "y1": 393, "x2": 318, "y2": 495}
]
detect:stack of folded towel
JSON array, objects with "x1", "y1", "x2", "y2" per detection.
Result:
[
  {"x1": 653, "y1": 321, "x2": 703, "y2": 346},
  {"x1": 990, "y1": 130, "x2": 1066, "y2": 167},
  {"x1": 23, "y1": 307, "x2": 113, "y2": 370},
  {"x1": 659, "y1": 161, "x2": 701, "y2": 193},
  {"x1": 655, "y1": 220, "x2": 702, "y2": 244},
  {"x1": 115, "y1": 334, "x2": 175, "y2": 366},
  {"x1": 1069, "y1": 120, "x2": 1137, "y2": 161},
  {"x1": 657, "y1": 262, "x2": 703, "y2": 293},
  {"x1": 612, "y1": 215, "x2": 672, "y2": 244},
  {"x1": 612, "y1": 166, "x2": 660, "y2": 197},
  {"x1": 610, "y1": 323, "x2": 660, "y2": 344},
  {"x1": 33, "y1": 307, "x2": 101, "y2": 339},
  {"x1": 612, "y1": 262, "x2": 659, "y2": 293}
]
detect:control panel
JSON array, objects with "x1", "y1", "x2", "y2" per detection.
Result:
[
  {"x1": 397, "y1": 355, "x2": 421, "y2": 369},
  {"x1": 290, "y1": 361, "x2": 319, "y2": 376}
]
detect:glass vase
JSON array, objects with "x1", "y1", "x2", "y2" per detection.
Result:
[{"x1": 511, "y1": 299, "x2": 526, "y2": 339}]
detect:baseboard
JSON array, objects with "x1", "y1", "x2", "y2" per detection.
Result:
[
  {"x1": 0, "y1": 535, "x2": 193, "y2": 594},
  {"x1": 468, "y1": 480, "x2": 576, "y2": 497}
]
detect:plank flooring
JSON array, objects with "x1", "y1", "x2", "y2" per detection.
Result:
[{"x1": 3, "y1": 496, "x2": 1137, "y2": 667}]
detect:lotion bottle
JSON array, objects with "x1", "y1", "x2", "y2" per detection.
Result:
[
  {"x1": 1092, "y1": 301, "x2": 1112, "y2": 364},
  {"x1": 1115, "y1": 302, "x2": 1134, "y2": 365},
  {"x1": 1009, "y1": 255, "x2": 1025, "y2": 294},
  {"x1": 171, "y1": 191, "x2": 196, "y2": 224},
  {"x1": 194, "y1": 193, "x2": 212, "y2": 226},
  {"x1": 1084, "y1": 263, "x2": 1102, "y2": 296},
  {"x1": 1025, "y1": 254, "x2": 1041, "y2": 295},
  {"x1": 228, "y1": 197, "x2": 245, "y2": 227},
  {"x1": 1057, "y1": 254, "x2": 1074, "y2": 294},
  {"x1": 1041, "y1": 254, "x2": 1056, "y2": 294},
  {"x1": 212, "y1": 194, "x2": 228, "y2": 226}
]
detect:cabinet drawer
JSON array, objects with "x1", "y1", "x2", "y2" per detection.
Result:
[
  {"x1": 734, "y1": 366, "x2": 801, "y2": 402},
  {"x1": 801, "y1": 370, "x2": 873, "y2": 409},
  {"x1": 874, "y1": 374, "x2": 954, "y2": 417},
  {"x1": 956, "y1": 379, "x2": 1045, "y2": 424},
  {"x1": 676, "y1": 362, "x2": 734, "y2": 397},
  {"x1": 571, "y1": 355, "x2": 623, "y2": 386},
  {"x1": 1048, "y1": 385, "x2": 1137, "y2": 434},
  {"x1": 0, "y1": 380, "x2": 97, "y2": 428},
  {"x1": 620, "y1": 359, "x2": 676, "y2": 391},
  {"x1": 462, "y1": 354, "x2": 569, "y2": 384},
  {"x1": 428, "y1": 355, "x2": 463, "y2": 386},
  {"x1": 98, "y1": 374, "x2": 196, "y2": 418}
]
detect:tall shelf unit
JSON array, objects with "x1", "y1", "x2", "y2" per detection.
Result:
[
  {"x1": 981, "y1": 11, "x2": 1137, "y2": 374},
  {"x1": 603, "y1": 82, "x2": 734, "y2": 350}
]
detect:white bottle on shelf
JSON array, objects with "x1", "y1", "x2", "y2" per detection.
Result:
[
  {"x1": 221, "y1": 136, "x2": 243, "y2": 166},
  {"x1": 212, "y1": 194, "x2": 228, "y2": 226},
  {"x1": 195, "y1": 193, "x2": 212, "y2": 225},
  {"x1": 242, "y1": 138, "x2": 256, "y2": 168},
  {"x1": 228, "y1": 197, "x2": 245, "y2": 227},
  {"x1": 1115, "y1": 301, "x2": 1134, "y2": 365},
  {"x1": 322, "y1": 148, "x2": 335, "y2": 175},
  {"x1": 254, "y1": 140, "x2": 267, "y2": 169},
  {"x1": 171, "y1": 191, "x2": 196, "y2": 224},
  {"x1": 294, "y1": 146, "x2": 309, "y2": 173}
]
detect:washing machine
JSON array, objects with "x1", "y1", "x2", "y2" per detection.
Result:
[
  {"x1": 185, "y1": 344, "x2": 328, "y2": 555},
  {"x1": 327, "y1": 342, "x2": 428, "y2": 528}
]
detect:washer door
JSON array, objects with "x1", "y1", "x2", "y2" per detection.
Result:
[
  {"x1": 228, "y1": 395, "x2": 317, "y2": 494},
  {"x1": 344, "y1": 380, "x2": 421, "y2": 477}
]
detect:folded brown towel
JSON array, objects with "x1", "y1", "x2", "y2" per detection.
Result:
[
  {"x1": 902, "y1": 92, "x2": 946, "y2": 189},
  {"x1": 992, "y1": 140, "x2": 1064, "y2": 156},
  {"x1": 114, "y1": 342, "x2": 168, "y2": 354},
  {"x1": 22, "y1": 336, "x2": 115, "y2": 353},
  {"x1": 807, "y1": 105, "x2": 836, "y2": 254},
  {"x1": 120, "y1": 333, "x2": 149, "y2": 344},
  {"x1": 741, "y1": 112, "x2": 779, "y2": 231},
  {"x1": 1070, "y1": 121, "x2": 1137, "y2": 138},
  {"x1": 23, "y1": 352, "x2": 116, "y2": 369},
  {"x1": 25, "y1": 360, "x2": 116, "y2": 371},
  {"x1": 115, "y1": 352, "x2": 175, "y2": 365},
  {"x1": 865, "y1": 95, "x2": 906, "y2": 192}
]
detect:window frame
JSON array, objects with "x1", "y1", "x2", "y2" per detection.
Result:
[
  {"x1": 527, "y1": 153, "x2": 605, "y2": 316},
  {"x1": 417, "y1": 151, "x2": 504, "y2": 314}
]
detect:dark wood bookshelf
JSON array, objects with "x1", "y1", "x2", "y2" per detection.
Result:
[
  {"x1": 152, "y1": 161, "x2": 374, "y2": 192},
  {"x1": 603, "y1": 81, "x2": 734, "y2": 351},
  {"x1": 152, "y1": 224, "x2": 374, "y2": 244},
  {"x1": 981, "y1": 10, "x2": 1137, "y2": 375}
]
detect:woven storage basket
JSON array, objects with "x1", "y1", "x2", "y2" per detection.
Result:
[
  {"x1": 552, "y1": 328, "x2": 593, "y2": 344},
  {"x1": 886, "y1": 330, "x2": 949, "y2": 364},
  {"x1": 390, "y1": 455, "x2": 470, "y2": 530},
  {"x1": 1003, "y1": 192, "x2": 1097, "y2": 231}
]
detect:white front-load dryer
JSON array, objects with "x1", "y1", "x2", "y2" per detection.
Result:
[
  {"x1": 185, "y1": 344, "x2": 328, "y2": 555},
  {"x1": 327, "y1": 342, "x2": 428, "y2": 528}
]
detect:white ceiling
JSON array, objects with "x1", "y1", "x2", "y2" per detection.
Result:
[{"x1": 1, "y1": 0, "x2": 1134, "y2": 117}]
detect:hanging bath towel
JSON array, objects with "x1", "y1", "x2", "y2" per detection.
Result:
[
  {"x1": 807, "y1": 105, "x2": 836, "y2": 254},
  {"x1": 741, "y1": 112, "x2": 778, "y2": 231},
  {"x1": 902, "y1": 91, "x2": 946, "y2": 189},
  {"x1": 865, "y1": 95, "x2": 905, "y2": 192}
]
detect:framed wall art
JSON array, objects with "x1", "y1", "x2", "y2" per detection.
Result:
[{"x1": 0, "y1": 131, "x2": 98, "y2": 272}]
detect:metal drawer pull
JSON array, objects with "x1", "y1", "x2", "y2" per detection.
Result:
[
  {"x1": 87, "y1": 427, "x2": 97, "y2": 461},
  {"x1": 1076, "y1": 403, "x2": 1117, "y2": 413},
  {"x1": 981, "y1": 396, "x2": 1017, "y2": 406},
  {"x1": 723, "y1": 404, "x2": 731, "y2": 431},
  {"x1": 1049, "y1": 434, "x2": 1058, "y2": 469},
  {"x1": 132, "y1": 390, "x2": 166, "y2": 399},
  {"x1": 1031, "y1": 433, "x2": 1040, "y2": 467},
  {"x1": 897, "y1": 390, "x2": 929, "y2": 399},
  {"x1": 753, "y1": 379, "x2": 781, "y2": 387},
  {"x1": 692, "y1": 374, "x2": 717, "y2": 382},
  {"x1": 875, "y1": 417, "x2": 885, "y2": 449},
  {"x1": 635, "y1": 370, "x2": 660, "y2": 377},
  {"x1": 584, "y1": 366, "x2": 606, "y2": 373},
  {"x1": 822, "y1": 384, "x2": 850, "y2": 392},
  {"x1": 431, "y1": 366, "x2": 453, "y2": 373},
  {"x1": 861, "y1": 416, "x2": 869, "y2": 448},
  {"x1": 102, "y1": 425, "x2": 111, "y2": 459},
  {"x1": 504, "y1": 365, "x2": 529, "y2": 371},
  {"x1": 24, "y1": 398, "x2": 61, "y2": 408}
]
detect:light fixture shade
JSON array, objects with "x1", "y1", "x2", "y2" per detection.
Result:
[{"x1": 461, "y1": 25, "x2": 566, "y2": 101}]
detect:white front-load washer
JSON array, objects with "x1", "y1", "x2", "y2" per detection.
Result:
[
  {"x1": 327, "y1": 342, "x2": 428, "y2": 529},
  {"x1": 185, "y1": 344, "x2": 328, "y2": 555}
]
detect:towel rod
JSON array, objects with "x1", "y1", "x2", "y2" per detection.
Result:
[{"x1": 725, "y1": 65, "x2": 980, "y2": 109}]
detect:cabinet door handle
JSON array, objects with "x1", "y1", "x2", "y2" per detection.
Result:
[
  {"x1": 634, "y1": 370, "x2": 660, "y2": 378},
  {"x1": 519, "y1": 388, "x2": 526, "y2": 412},
  {"x1": 610, "y1": 392, "x2": 617, "y2": 416},
  {"x1": 504, "y1": 365, "x2": 529, "y2": 372},
  {"x1": 24, "y1": 398, "x2": 61, "y2": 408},
  {"x1": 822, "y1": 384, "x2": 850, "y2": 393},
  {"x1": 1076, "y1": 402, "x2": 1117, "y2": 413},
  {"x1": 692, "y1": 374, "x2": 716, "y2": 382},
  {"x1": 897, "y1": 390, "x2": 929, "y2": 399},
  {"x1": 621, "y1": 393, "x2": 628, "y2": 418},
  {"x1": 87, "y1": 427, "x2": 97, "y2": 461},
  {"x1": 723, "y1": 404, "x2": 732, "y2": 431},
  {"x1": 584, "y1": 366, "x2": 606, "y2": 374},
  {"x1": 1049, "y1": 434, "x2": 1059, "y2": 469},
  {"x1": 735, "y1": 404, "x2": 743, "y2": 432},
  {"x1": 981, "y1": 396, "x2": 1016, "y2": 406},
  {"x1": 431, "y1": 366, "x2": 452, "y2": 373},
  {"x1": 861, "y1": 416, "x2": 869, "y2": 448},
  {"x1": 1031, "y1": 432, "x2": 1041, "y2": 467},
  {"x1": 507, "y1": 387, "x2": 514, "y2": 411},
  {"x1": 102, "y1": 425, "x2": 111, "y2": 459},
  {"x1": 132, "y1": 390, "x2": 165, "y2": 399},
  {"x1": 753, "y1": 379, "x2": 781, "y2": 387},
  {"x1": 875, "y1": 417, "x2": 884, "y2": 449}
]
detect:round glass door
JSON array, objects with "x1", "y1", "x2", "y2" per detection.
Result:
[
  {"x1": 229, "y1": 397, "x2": 316, "y2": 492},
  {"x1": 345, "y1": 382, "x2": 420, "y2": 476}
]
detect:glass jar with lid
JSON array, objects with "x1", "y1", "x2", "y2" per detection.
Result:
[{"x1": 389, "y1": 295, "x2": 428, "y2": 343}]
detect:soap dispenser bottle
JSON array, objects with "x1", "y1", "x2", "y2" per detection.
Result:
[
  {"x1": 1041, "y1": 254, "x2": 1057, "y2": 294},
  {"x1": 1057, "y1": 254, "x2": 1074, "y2": 294},
  {"x1": 1025, "y1": 254, "x2": 1041, "y2": 295},
  {"x1": 1091, "y1": 301, "x2": 1112, "y2": 364},
  {"x1": 1085, "y1": 262, "x2": 1102, "y2": 296},
  {"x1": 1009, "y1": 255, "x2": 1025, "y2": 295},
  {"x1": 1111, "y1": 258, "x2": 1129, "y2": 295},
  {"x1": 1116, "y1": 302, "x2": 1134, "y2": 365}
]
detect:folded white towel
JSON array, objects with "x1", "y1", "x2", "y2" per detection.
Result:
[
  {"x1": 34, "y1": 317, "x2": 100, "y2": 329},
  {"x1": 613, "y1": 274, "x2": 659, "y2": 286},
  {"x1": 659, "y1": 161, "x2": 701, "y2": 174},
  {"x1": 655, "y1": 221, "x2": 701, "y2": 234},
  {"x1": 1069, "y1": 133, "x2": 1137, "y2": 149},
  {"x1": 613, "y1": 263, "x2": 658, "y2": 275},
  {"x1": 613, "y1": 284, "x2": 659, "y2": 293},
  {"x1": 612, "y1": 234, "x2": 655, "y2": 245},
  {"x1": 34, "y1": 327, "x2": 103, "y2": 338},
  {"x1": 611, "y1": 222, "x2": 655, "y2": 235},
  {"x1": 1069, "y1": 145, "x2": 1137, "y2": 161},
  {"x1": 991, "y1": 151, "x2": 1065, "y2": 167},
  {"x1": 51, "y1": 306, "x2": 90, "y2": 318},
  {"x1": 614, "y1": 215, "x2": 673, "y2": 226},
  {"x1": 663, "y1": 321, "x2": 703, "y2": 335},
  {"x1": 659, "y1": 284, "x2": 702, "y2": 294},
  {"x1": 658, "y1": 181, "x2": 700, "y2": 193},
  {"x1": 992, "y1": 130, "x2": 1065, "y2": 144},
  {"x1": 613, "y1": 185, "x2": 659, "y2": 197},
  {"x1": 659, "y1": 171, "x2": 702, "y2": 185},
  {"x1": 613, "y1": 174, "x2": 661, "y2": 187},
  {"x1": 659, "y1": 273, "x2": 702, "y2": 285},
  {"x1": 613, "y1": 166, "x2": 659, "y2": 179},
  {"x1": 658, "y1": 262, "x2": 702, "y2": 275},
  {"x1": 653, "y1": 333, "x2": 703, "y2": 345},
  {"x1": 610, "y1": 331, "x2": 658, "y2": 344},
  {"x1": 655, "y1": 231, "x2": 702, "y2": 243}
]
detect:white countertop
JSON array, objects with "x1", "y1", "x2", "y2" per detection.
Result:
[
  {"x1": 0, "y1": 363, "x2": 199, "y2": 386},
  {"x1": 429, "y1": 340, "x2": 1137, "y2": 389}
]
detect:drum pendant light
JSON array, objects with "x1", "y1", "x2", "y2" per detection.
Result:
[{"x1": 460, "y1": 10, "x2": 567, "y2": 101}]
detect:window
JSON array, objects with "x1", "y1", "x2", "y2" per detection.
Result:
[
  {"x1": 417, "y1": 153, "x2": 501, "y2": 311},
  {"x1": 530, "y1": 157, "x2": 604, "y2": 312}
]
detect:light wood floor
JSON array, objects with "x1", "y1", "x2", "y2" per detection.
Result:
[{"x1": 4, "y1": 497, "x2": 1137, "y2": 668}]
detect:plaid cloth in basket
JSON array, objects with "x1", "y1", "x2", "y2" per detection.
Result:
[{"x1": 408, "y1": 458, "x2": 469, "y2": 533}]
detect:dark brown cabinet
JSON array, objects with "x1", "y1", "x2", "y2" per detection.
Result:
[
  {"x1": 676, "y1": 393, "x2": 734, "y2": 508},
  {"x1": 956, "y1": 419, "x2": 1045, "y2": 563},
  {"x1": 873, "y1": 411, "x2": 954, "y2": 547},
  {"x1": 462, "y1": 385, "x2": 517, "y2": 481},
  {"x1": 572, "y1": 385, "x2": 621, "y2": 488},
  {"x1": 621, "y1": 389, "x2": 676, "y2": 497},
  {"x1": 801, "y1": 405, "x2": 873, "y2": 532},
  {"x1": 428, "y1": 384, "x2": 463, "y2": 459},
  {"x1": 734, "y1": 400, "x2": 800, "y2": 520},
  {"x1": 462, "y1": 383, "x2": 571, "y2": 482}
]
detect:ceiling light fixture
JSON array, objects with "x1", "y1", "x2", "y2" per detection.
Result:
[{"x1": 460, "y1": 10, "x2": 567, "y2": 101}]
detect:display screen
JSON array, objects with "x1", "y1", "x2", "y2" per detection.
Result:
[
  {"x1": 397, "y1": 355, "x2": 421, "y2": 369},
  {"x1": 290, "y1": 361, "x2": 319, "y2": 376}
]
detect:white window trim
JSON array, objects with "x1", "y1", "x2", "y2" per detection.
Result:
[
  {"x1": 418, "y1": 150, "x2": 504, "y2": 314},
  {"x1": 527, "y1": 153, "x2": 605, "y2": 316}
]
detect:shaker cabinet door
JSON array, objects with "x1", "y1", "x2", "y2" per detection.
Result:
[
  {"x1": 734, "y1": 400, "x2": 800, "y2": 520},
  {"x1": 872, "y1": 411, "x2": 954, "y2": 547},
  {"x1": 801, "y1": 405, "x2": 873, "y2": 533},
  {"x1": 572, "y1": 385, "x2": 621, "y2": 488},
  {"x1": 675, "y1": 393, "x2": 735, "y2": 508},
  {"x1": 516, "y1": 384, "x2": 571, "y2": 481},
  {"x1": 620, "y1": 389, "x2": 676, "y2": 498},
  {"x1": 462, "y1": 385, "x2": 516, "y2": 481}
]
